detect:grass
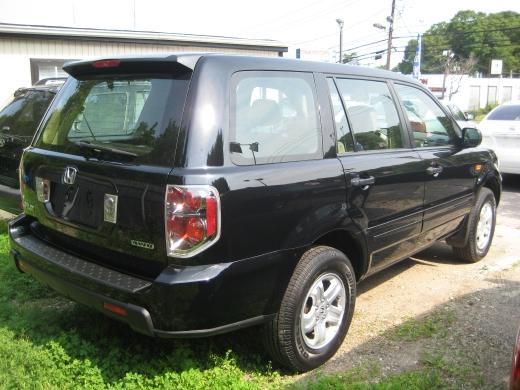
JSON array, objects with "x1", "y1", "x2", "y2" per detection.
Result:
[
  {"x1": 0, "y1": 216, "x2": 487, "y2": 389},
  {"x1": 0, "y1": 220, "x2": 286, "y2": 389},
  {"x1": 388, "y1": 310, "x2": 456, "y2": 342}
]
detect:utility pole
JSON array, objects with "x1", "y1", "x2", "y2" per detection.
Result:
[
  {"x1": 385, "y1": 0, "x2": 396, "y2": 70},
  {"x1": 336, "y1": 19, "x2": 344, "y2": 63}
]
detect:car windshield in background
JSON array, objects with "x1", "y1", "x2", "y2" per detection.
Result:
[
  {"x1": 35, "y1": 75, "x2": 190, "y2": 165},
  {"x1": 0, "y1": 89, "x2": 55, "y2": 138},
  {"x1": 487, "y1": 105, "x2": 520, "y2": 121}
]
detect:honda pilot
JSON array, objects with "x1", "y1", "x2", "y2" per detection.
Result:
[{"x1": 8, "y1": 54, "x2": 501, "y2": 372}]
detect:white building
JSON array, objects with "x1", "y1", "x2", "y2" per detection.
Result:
[
  {"x1": 417, "y1": 73, "x2": 520, "y2": 111},
  {"x1": 0, "y1": 23, "x2": 287, "y2": 102}
]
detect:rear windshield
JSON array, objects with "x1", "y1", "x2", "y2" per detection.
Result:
[
  {"x1": 35, "y1": 74, "x2": 190, "y2": 165},
  {"x1": 0, "y1": 89, "x2": 55, "y2": 137},
  {"x1": 487, "y1": 105, "x2": 520, "y2": 121}
]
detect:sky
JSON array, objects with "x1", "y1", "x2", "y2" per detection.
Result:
[{"x1": 0, "y1": 0, "x2": 518, "y2": 67}]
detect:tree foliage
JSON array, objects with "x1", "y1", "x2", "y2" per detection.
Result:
[{"x1": 396, "y1": 11, "x2": 520, "y2": 75}]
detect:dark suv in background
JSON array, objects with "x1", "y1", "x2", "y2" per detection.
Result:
[
  {"x1": 8, "y1": 54, "x2": 501, "y2": 371},
  {"x1": 0, "y1": 84, "x2": 62, "y2": 213}
]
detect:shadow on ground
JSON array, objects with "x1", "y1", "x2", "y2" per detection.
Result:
[{"x1": 295, "y1": 276, "x2": 519, "y2": 389}]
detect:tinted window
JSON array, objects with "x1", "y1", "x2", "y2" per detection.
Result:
[
  {"x1": 487, "y1": 105, "x2": 520, "y2": 121},
  {"x1": 231, "y1": 72, "x2": 321, "y2": 165},
  {"x1": 327, "y1": 78, "x2": 354, "y2": 153},
  {"x1": 0, "y1": 89, "x2": 55, "y2": 137},
  {"x1": 335, "y1": 78, "x2": 404, "y2": 151},
  {"x1": 35, "y1": 74, "x2": 190, "y2": 166},
  {"x1": 447, "y1": 104, "x2": 466, "y2": 121},
  {"x1": 395, "y1": 84, "x2": 457, "y2": 147}
]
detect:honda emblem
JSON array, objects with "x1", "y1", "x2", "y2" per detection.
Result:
[{"x1": 62, "y1": 166, "x2": 78, "y2": 185}]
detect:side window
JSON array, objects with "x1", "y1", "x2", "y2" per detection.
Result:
[
  {"x1": 394, "y1": 84, "x2": 458, "y2": 147},
  {"x1": 335, "y1": 78, "x2": 404, "y2": 151},
  {"x1": 231, "y1": 72, "x2": 322, "y2": 165},
  {"x1": 327, "y1": 78, "x2": 354, "y2": 153}
]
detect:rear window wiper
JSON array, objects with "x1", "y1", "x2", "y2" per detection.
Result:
[{"x1": 73, "y1": 140, "x2": 138, "y2": 158}]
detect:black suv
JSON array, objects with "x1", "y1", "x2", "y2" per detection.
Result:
[
  {"x1": 0, "y1": 85, "x2": 60, "y2": 213},
  {"x1": 8, "y1": 54, "x2": 501, "y2": 372}
]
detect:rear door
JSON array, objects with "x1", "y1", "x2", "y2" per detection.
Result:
[
  {"x1": 22, "y1": 62, "x2": 191, "y2": 276},
  {"x1": 393, "y1": 83, "x2": 476, "y2": 233},
  {"x1": 325, "y1": 76, "x2": 425, "y2": 273}
]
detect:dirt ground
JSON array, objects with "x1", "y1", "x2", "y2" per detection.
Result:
[
  {"x1": 315, "y1": 175, "x2": 520, "y2": 388},
  {"x1": 1, "y1": 177, "x2": 519, "y2": 388}
]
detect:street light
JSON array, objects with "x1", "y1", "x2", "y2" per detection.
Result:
[{"x1": 336, "y1": 18, "x2": 344, "y2": 63}]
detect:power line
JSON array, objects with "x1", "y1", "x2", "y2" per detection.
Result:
[
  {"x1": 291, "y1": 6, "x2": 388, "y2": 46},
  {"x1": 339, "y1": 25, "x2": 520, "y2": 58}
]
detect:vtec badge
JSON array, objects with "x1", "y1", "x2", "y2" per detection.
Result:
[
  {"x1": 103, "y1": 194, "x2": 118, "y2": 224},
  {"x1": 131, "y1": 240, "x2": 155, "y2": 250}
]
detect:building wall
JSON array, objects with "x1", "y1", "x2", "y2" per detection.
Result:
[
  {"x1": 0, "y1": 36, "x2": 279, "y2": 102},
  {"x1": 419, "y1": 74, "x2": 520, "y2": 111}
]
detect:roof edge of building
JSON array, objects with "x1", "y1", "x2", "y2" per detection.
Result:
[{"x1": 0, "y1": 23, "x2": 288, "y2": 52}]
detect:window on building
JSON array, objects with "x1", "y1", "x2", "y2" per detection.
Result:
[
  {"x1": 469, "y1": 86, "x2": 480, "y2": 110},
  {"x1": 30, "y1": 58, "x2": 75, "y2": 85},
  {"x1": 503, "y1": 86, "x2": 512, "y2": 103},
  {"x1": 487, "y1": 86, "x2": 497, "y2": 106}
]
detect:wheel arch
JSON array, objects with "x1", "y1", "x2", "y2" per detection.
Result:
[
  {"x1": 313, "y1": 228, "x2": 368, "y2": 281},
  {"x1": 481, "y1": 172, "x2": 501, "y2": 205}
]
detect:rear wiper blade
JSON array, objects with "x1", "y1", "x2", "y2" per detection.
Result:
[{"x1": 73, "y1": 140, "x2": 138, "y2": 158}]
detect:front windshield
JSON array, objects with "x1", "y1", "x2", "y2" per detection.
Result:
[{"x1": 35, "y1": 74, "x2": 190, "y2": 165}]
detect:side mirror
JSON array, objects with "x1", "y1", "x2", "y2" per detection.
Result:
[
  {"x1": 462, "y1": 127, "x2": 482, "y2": 148},
  {"x1": 465, "y1": 112, "x2": 475, "y2": 121}
]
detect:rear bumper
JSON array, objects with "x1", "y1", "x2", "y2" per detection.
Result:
[
  {"x1": 0, "y1": 183, "x2": 21, "y2": 214},
  {"x1": 9, "y1": 214, "x2": 294, "y2": 337}
]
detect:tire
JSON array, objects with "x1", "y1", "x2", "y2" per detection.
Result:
[
  {"x1": 452, "y1": 188, "x2": 496, "y2": 263},
  {"x1": 263, "y1": 246, "x2": 356, "y2": 372}
]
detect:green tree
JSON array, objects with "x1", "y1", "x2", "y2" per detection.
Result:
[{"x1": 396, "y1": 11, "x2": 520, "y2": 75}]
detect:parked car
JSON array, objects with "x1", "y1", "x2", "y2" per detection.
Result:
[
  {"x1": 8, "y1": 54, "x2": 501, "y2": 372},
  {"x1": 0, "y1": 85, "x2": 60, "y2": 213},
  {"x1": 33, "y1": 77, "x2": 67, "y2": 87},
  {"x1": 444, "y1": 102, "x2": 478, "y2": 130},
  {"x1": 479, "y1": 101, "x2": 520, "y2": 175},
  {"x1": 512, "y1": 325, "x2": 520, "y2": 390}
]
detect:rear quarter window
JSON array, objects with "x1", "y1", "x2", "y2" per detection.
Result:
[{"x1": 230, "y1": 71, "x2": 322, "y2": 165}]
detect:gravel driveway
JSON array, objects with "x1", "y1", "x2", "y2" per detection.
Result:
[{"x1": 312, "y1": 174, "x2": 520, "y2": 388}]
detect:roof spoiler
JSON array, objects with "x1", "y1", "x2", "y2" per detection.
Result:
[{"x1": 63, "y1": 54, "x2": 201, "y2": 77}]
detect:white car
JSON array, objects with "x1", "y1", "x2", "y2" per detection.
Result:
[{"x1": 479, "y1": 101, "x2": 520, "y2": 175}]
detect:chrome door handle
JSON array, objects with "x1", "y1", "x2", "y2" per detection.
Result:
[
  {"x1": 351, "y1": 176, "x2": 375, "y2": 187},
  {"x1": 426, "y1": 166, "x2": 443, "y2": 176}
]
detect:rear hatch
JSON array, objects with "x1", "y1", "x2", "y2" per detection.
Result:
[
  {"x1": 21, "y1": 57, "x2": 194, "y2": 277},
  {"x1": 0, "y1": 88, "x2": 56, "y2": 187}
]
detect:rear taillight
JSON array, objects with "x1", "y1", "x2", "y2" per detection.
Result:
[{"x1": 165, "y1": 185, "x2": 221, "y2": 258}]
